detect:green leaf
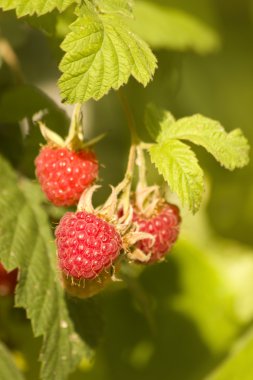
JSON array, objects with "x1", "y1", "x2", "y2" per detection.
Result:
[
  {"x1": 0, "y1": 157, "x2": 91, "y2": 380},
  {"x1": 0, "y1": 0, "x2": 76, "y2": 17},
  {"x1": 169, "y1": 239, "x2": 241, "y2": 353},
  {"x1": 131, "y1": 1, "x2": 220, "y2": 54},
  {"x1": 206, "y1": 328, "x2": 253, "y2": 380},
  {"x1": 59, "y1": 4, "x2": 157, "y2": 103},
  {"x1": 24, "y1": 12, "x2": 57, "y2": 35},
  {"x1": 149, "y1": 139, "x2": 204, "y2": 213},
  {"x1": 0, "y1": 342, "x2": 25, "y2": 380},
  {"x1": 158, "y1": 114, "x2": 250, "y2": 170},
  {"x1": 94, "y1": 0, "x2": 133, "y2": 17},
  {"x1": 66, "y1": 297, "x2": 104, "y2": 349},
  {"x1": 0, "y1": 122, "x2": 23, "y2": 167},
  {"x1": 0, "y1": 12, "x2": 29, "y2": 47},
  {"x1": 145, "y1": 103, "x2": 175, "y2": 141}
]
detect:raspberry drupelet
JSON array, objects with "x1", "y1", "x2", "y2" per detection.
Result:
[{"x1": 35, "y1": 147, "x2": 98, "y2": 207}]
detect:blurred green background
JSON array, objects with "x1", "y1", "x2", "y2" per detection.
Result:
[{"x1": 1, "y1": 0, "x2": 253, "y2": 379}]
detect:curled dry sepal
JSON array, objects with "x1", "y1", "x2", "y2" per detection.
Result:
[{"x1": 35, "y1": 108, "x2": 101, "y2": 207}]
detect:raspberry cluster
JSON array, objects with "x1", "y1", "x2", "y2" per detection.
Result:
[
  {"x1": 34, "y1": 121, "x2": 182, "y2": 298},
  {"x1": 133, "y1": 203, "x2": 181, "y2": 263},
  {"x1": 35, "y1": 147, "x2": 98, "y2": 206},
  {"x1": 55, "y1": 211, "x2": 122, "y2": 280}
]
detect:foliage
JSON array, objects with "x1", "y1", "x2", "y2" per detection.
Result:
[
  {"x1": 131, "y1": 1, "x2": 220, "y2": 54},
  {"x1": 150, "y1": 139, "x2": 204, "y2": 213},
  {"x1": 59, "y1": 3, "x2": 157, "y2": 103},
  {"x1": 0, "y1": 342, "x2": 25, "y2": 380},
  {"x1": 0, "y1": 0, "x2": 76, "y2": 17},
  {"x1": 147, "y1": 105, "x2": 249, "y2": 213},
  {"x1": 0, "y1": 0, "x2": 252, "y2": 380},
  {"x1": 206, "y1": 328, "x2": 253, "y2": 380},
  {"x1": 0, "y1": 158, "x2": 91, "y2": 380}
]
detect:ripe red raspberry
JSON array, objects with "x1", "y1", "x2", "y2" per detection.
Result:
[
  {"x1": 133, "y1": 203, "x2": 181, "y2": 263},
  {"x1": 35, "y1": 147, "x2": 98, "y2": 207},
  {"x1": 0, "y1": 263, "x2": 18, "y2": 296},
  {"x1": 55, "y1": 211, "x2": 122, "y2": 280}
]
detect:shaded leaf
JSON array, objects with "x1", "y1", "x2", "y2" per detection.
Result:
[
  {"x1": 0, "y1": 157, "x2": 91, "y2": 380},
  {"x1": 0, "y1": 84, "x2": 69, "y2": 177},
  {"x1": 0, "y1": 84, "x2": 69, "y2": 130},
  {"x1": 206, "y1": 328, "x2": 253, "y2": 380},
  {"x1": 0, "y1": 122, "x2": 23, "y2": 167},
  {"x1": 132, "y1": 1, "x2": 220, "y2": 54},
  {"x1": 0, "y1": 342, "x2": 25, "y2": 380},
  {"x1": 66, "y1": 297, "x2": 104, "y2": 349}
]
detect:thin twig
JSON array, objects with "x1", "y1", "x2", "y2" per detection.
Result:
[{"x1": 118, "y1": 88, "x2": 139, "y2": 144}]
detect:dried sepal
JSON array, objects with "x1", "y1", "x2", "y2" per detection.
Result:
[
  {"x1": 38, "y1": 105, "x2": 104, "y2": 152},
  {"x1": 77, "y1": 185, "x2": 99, "y2": 213},
  {"x1": 117, "y1": 206, "x2": 133, "y2": 234},
  {"x1": 64, "y1": 103, "x2": 84, "y2": 149},
  {"x1": 135, "y1": 183, "x2": 161, "y2": 217},
  {"x1": 101, "y1": 186, "x2": 119, "y2": 219},
  {"x1": 127, "y1": 248, "x2": 152, "y2": 263},
  {"x1": 82, "y1": 133, "x2": 107, "y2": 148},
  {"x1": 124, "y1": 231, "x2": 155, "y2": 247},
  {"x1": 38, "y1": 121, "x2": 65, "y2": 147}
]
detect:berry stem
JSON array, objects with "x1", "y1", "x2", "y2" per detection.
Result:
[
  {"x1": 117, "y1": 89, "x2": 141, "y2": 213},
  {"x1": 95, "y1": 143, "x2": 137, "y2": 220},
  {"x1": 116, "y1": 143, "x2": 136, "y2": 215},
  {"x1": 115, "y1": 144, "x2": 136, "y2": 195},
  {"x1": 65, "y1": 103, "x2": 84, "y2": 148},
  {"x1": 136, "y1": 145, "x2": 147, "y2": 188},
  {"x1": 118, "y1": 89, "x2": 139, "y2": 144}
]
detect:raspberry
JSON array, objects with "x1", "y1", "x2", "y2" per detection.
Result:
[
  {"x1": 55, "y1": 211, "x2": 122, "y2": 280},
  {"x1": 35, "y1": 147, "x2": 98, "y2": 207},
  {"x1": 0, "y1": 263, "x2": 18, "y2": 296},
  {"x1": 133, "y1": 203, "x2": 181, "y2": 263}
]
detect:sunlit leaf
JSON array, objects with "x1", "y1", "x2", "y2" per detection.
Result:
[{"x1": 59, "y1": 4, "x2": 157, "y2": 103}]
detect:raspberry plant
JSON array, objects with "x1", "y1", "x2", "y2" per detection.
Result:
[{"x1": 0, "y1": 1, "x2": 251, "y2": 380}]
